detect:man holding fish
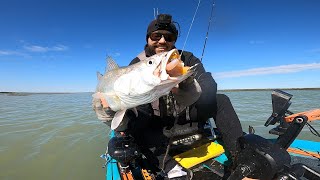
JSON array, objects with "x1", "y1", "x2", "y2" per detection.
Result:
[{"x1": 93, "y1": 14, "x2": 244, "y2": 179}]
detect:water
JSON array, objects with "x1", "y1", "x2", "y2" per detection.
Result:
[
  {"x1": 0, "y1": 90, "x2": 319, "y2": 179},
  {"x1": 0, "y1": 93, "x2": 107, "y2": 180},
  {"x1": 222, "y1": 90, "x2": 320, "y2": 141}
]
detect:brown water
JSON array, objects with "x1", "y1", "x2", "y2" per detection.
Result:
[
  {"x1": 0, "y1": 90, "x2": 319, "y2": 180},
  {"x1": 0, "y1": 93, "x2": 107, "y2": 180}
]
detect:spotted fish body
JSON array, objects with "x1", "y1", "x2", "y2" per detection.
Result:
[{"x1": 92, "y1": 49, "x2": 196, "y2": 130}]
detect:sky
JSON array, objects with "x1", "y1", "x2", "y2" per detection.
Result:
[{"x1": 0, "y1": 0, "x2": 319, "y2": 92}]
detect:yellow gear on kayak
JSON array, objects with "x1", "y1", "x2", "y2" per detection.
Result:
[{"x1": 173, "y1": 142, "x2": 225, "y2": 169}]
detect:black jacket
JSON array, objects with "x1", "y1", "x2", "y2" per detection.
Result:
[{"x1": 128, "y1": 47, "x2": 217, "y2": 127}]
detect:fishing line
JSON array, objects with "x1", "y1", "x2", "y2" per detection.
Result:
[
  {"x1": 306, "y1": 122, "x2": 320, "y2": 137},
  {"x1": 181, "y1": 0, "x2": 201, "y2": 55}
]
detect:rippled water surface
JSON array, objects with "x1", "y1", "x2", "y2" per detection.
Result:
[
  {"x1": 0, "y1": 90, "x2": 319, "y2": 179},
  {"x1": 223, "y1": 90, "x2": 320, "y2": 140}
]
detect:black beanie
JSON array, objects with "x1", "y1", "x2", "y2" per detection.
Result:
[{"x1": 146, "y1": 14, "x2": 178, "y2": 41}]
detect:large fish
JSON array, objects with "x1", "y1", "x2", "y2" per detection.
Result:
[{"x1": 92, "y1": 49, "x2": 197, "y2": 130}]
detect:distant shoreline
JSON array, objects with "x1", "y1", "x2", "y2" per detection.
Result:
[
  {"x1": 218, "y1": 87, "x2": 320, "y2": 92},
  {"x1": 0, "y1": 92, "x2": 74, "y2": 96},
  {"x1": 1, "y1": 88, "x2": 319, "y2": 96}
]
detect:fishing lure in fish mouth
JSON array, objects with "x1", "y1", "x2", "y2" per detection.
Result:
[
  {"x1": 92, "y1": 48, "x2": 197, "y2": 130},
  {"x1": 157, "y1": 49, "x2": 192, "y2": 80},
  {"x1": 166, "y1": 50, "x2": 192, "y2": 77}
]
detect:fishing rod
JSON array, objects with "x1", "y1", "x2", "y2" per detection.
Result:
[
  {"x1": 153, "y1": 8, "x2": 159, "y2": 19},
  {"x1": 181, "y1": 0, "x2": 216, "y2": 62},
  {"x1": 200, "y1": 0, "x2": 215, "y2": 62}
]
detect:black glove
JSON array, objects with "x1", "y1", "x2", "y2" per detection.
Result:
[
  {"x1": 171, "y1": 78, "x2": 202, "y2": 113},
  {"x1": 178, "y1": 76, "x2": 195, "y2": 90}
]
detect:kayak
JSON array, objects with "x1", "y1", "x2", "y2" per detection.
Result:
[
  {"x1": 102, "y1": 131, "x2": 320, "y2": 180},
  {"x1": 101, "y1": 90, "x2": 320, "y2": 179}
]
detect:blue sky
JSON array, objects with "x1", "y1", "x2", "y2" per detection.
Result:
[{"x1": 1, "y1": 0, "x2": 319, "y2": 92}]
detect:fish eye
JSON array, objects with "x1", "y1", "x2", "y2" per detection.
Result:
[{"x1": 147, "y1": 60, "x2": 153, "y2": 65}]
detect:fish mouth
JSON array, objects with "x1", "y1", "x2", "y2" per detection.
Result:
[{"x1": 158, "y1": 49, "x2": 189, "y2": 80}]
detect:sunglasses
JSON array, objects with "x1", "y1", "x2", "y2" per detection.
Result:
[{"x1": 149, "y1": 32, "x2": 176, "y2": 42}]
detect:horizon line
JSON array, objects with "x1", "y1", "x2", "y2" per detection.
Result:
[{"x1": 1, "y1": 87, "x2": 320, "y2": 95}]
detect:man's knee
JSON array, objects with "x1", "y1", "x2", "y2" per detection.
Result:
[{"x1": 216, "y1": 94, "x2": 230, "y2": 103}]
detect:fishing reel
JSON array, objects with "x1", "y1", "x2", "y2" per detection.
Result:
[{"x1": 107, "y1": 134, "x2": 140, "y2": 172}]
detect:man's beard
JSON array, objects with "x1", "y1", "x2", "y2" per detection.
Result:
[
  {"x1": 144, "y1": 44, "x2": 156, "y2": 56},
  {"x1": 144, "y1": 44, "x2": 175, "y2": 56}
]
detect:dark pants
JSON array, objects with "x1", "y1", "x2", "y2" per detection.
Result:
[{"x1": 213, "y1": 94, "x2": 243, "y2": 158}]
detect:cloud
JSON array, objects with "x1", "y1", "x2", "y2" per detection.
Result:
[
  {"x1": 0, "y1": 50, "x2": 29, "y2": 57},
  {"x1": 0, "y1": 50, "x2": 17, "y2": 55},
  {"x1": 214, "y1": 63, "x2": 320, "y2": 78},
  {"x1": 23, "y1": 44, "x2": 68, "y2": 52},
  {"x1": 307, "y1": 48, "x2": 320, "y2": 53},
  {"x1": 0, "y1": 43, "x2": 68, "y2": 59}
]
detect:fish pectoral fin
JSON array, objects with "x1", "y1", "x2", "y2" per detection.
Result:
[{"x1": 111, "y1": 109, "x2": 127, "y2": 130}]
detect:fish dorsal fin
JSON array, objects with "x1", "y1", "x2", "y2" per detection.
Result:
[
  {"x1": 96, "y1": 72, "x2": 103, "y2": 80},
  {"x1": 106, "y1": 56, "x2": 119, "y2": 73}
]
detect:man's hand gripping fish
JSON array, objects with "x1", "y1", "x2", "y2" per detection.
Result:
[{"x1": 92, "y1": 49, "x2": 197, "y2": 130}]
